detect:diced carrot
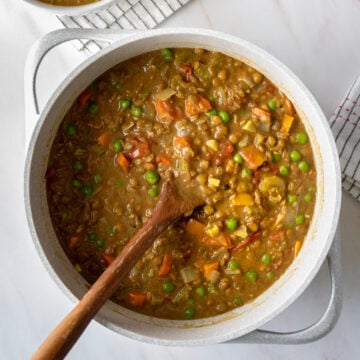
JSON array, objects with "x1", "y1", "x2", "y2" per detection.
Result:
[
  {"x1": 251, "y1": 106, "x2": 271, "y2": 122},
  {"x1": 116, "y1": 153, "x2": 130, "y2": 172},
  {"x1": 239, "y1": 145, "x2": 266, "y2": 170},
  {"x1": 231, "y1": 193, "x2": 254, "y2": 206},
  {"x1": 156, "y1": 154, "x2": 172, "y2": 167},
  {"x1": 77, "y1": 90, "x2": 91, "y2": 108},
  {"x1": 126, "y1": 291, "x2": 148, "y2": 307},
  {"x1": 174, "y1": 136, "x2": 192, "y2": 151},
  {"x1": 232, "y1": 231, "x2": 261, "y2": 253},
  {"x1": 280, "y1": 115, "x2": 294, "y2": 134},
  {"x1": 294, "y1": 240, "x2": 302, "y2": 256},
  {"x1": 185, "y1": 95, "x2": 212, "y2": 116},
  {"x1": 68, "y1": 236, "x2": 79, "y2": 249},
  {"x1": 198, "y1": 233, "x2": 232, "y2": 248},
  {"x1": 127, "y1": 138, "x2": 151, "y2": 159},
  {"x1": 97, "y1": 131, "x2": 112, "y2": 148},
  {"x1": 269, "y1": 230, "x2": 285, "y2": 242},
  {"x1": 180, "y1": 64, "x2": 193, "y2": 81},
  {"x1": 158, "y1": 253, "x2": 172, "y2": 277},
  {"x1": 102, "y1": 254, "x2": 116, "y2": 266},
  {"x1": 203, "y1": 262, "x2": 219, "y2": 277},
  {"x1": 185, "y1": 219, "x2": 205, "y2": 235},
  {"x1": 283, "y1": 96, "x2": 295, "y2": 116},
  {"x1": 155, "y1": 98, "x2": 175, "y2": 123},
  {"x1": 213, "y1": 140, "x2": 235, "y2": 165}
]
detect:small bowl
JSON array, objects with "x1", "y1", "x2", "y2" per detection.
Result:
[{"x1": 23, "y1": 0, "x2": 115, "y2": 16}]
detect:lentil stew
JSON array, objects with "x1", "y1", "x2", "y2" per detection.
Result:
[{"x1": 46, "y1": 48, "x2": 316, "y2": 320}]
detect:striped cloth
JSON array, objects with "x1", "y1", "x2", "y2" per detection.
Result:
[
  {"x1": 57, "y1": 0, "x2": 191, "y2": 53},
  {"x1": 330, "y1": 75, "x2": 360, "y2": 200}
]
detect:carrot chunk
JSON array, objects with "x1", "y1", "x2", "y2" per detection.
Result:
[
  {"x1": 77, "y1": 90, "x2": 91, "y2": 108},
  {"x1": 156, "y1": 154, "x2": 172, "y2": 167},
  {"x1": 155, "y1": 98, "x2": 175, "y2": 123},
  {"x1": 102, "y1": 254, "x2": 116, "y2": 266},
  {"x1": 240, "y1": 145, "x2": 266, "y2": 170},
  {"x1": 198, "y1": 232, "x2": 232, "y2": 248},
  {"x1": 97, "y1": 131, "x2": 112, "y2": 148},
  {"x1": 126, "y1": 291, "x2": 148, "y2": 307},
  {"x1": 158, "y1": 253, "x2": 172, "y2": 277},
  {"x1": 203, "y1": 262, "x2": 219, "y2": 277},
  {"x1": 185, "y1": 219, "x2": 205, "y2": 235},
  {"x1": 116, "y1": 153, "x2": 130, "y2": 172},
  {"x1": 185, "y1": 95, "x2": 212, "y2": 116}
]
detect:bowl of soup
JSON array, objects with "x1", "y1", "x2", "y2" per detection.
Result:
[
  {"x1": 24, "y1": 28, "x2": 341, "y2": 345},
  {"x1": 23, "y1": 0, "x2": 115, "y2": 15}
]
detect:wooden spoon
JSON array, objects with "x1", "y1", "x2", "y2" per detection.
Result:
[{"x1": 31, "y1": 181, "x2": 203, "y2": 360}]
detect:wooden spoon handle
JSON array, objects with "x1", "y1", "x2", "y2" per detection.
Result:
[{"x1": 31, "y1": 182, "x2": 197, "y2": 360}]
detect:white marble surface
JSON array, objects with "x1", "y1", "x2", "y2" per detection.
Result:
[{"x1": 1, "y1": 0, "x2": 360, "y2": 359}]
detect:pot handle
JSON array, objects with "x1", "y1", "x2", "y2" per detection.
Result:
[
  {"x1": 229, "y1": 227, "x2": 342, "y2": 344},
  {"x1": 24, "y1": 28, "x2": 138, "y2": 117}
]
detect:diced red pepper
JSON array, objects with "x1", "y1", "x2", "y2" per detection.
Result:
[{"x1": 232, "y1": 231, "x2": 261, "y2": 253}]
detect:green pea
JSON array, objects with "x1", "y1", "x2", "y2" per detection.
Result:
[
  {"x1": 290, "y1": 150, "x2": 301, "y2": 162},
  {"x1": 242, "y1": 167, "x2": 253, "y2": 177},
  {"x1": 94, "y1": 174, "x2": 103, "y2": 184},
  {"x1": 88, "y1": 233, "x2": 97, "y2": 241},
  {"x1": 296, "y1": 132, "x2": 308, "y2": 144},
  {"x1": 228, "y1": 260, "x2": 240, "y2": 271},
  {"x1": 295, "y1": 214, "x2": 305, "y2": 225},
  {"x1": 218, "y1": 110, "x2": 230, "y2": 124},
  {"x1": 261, "y1": 254, "x2": 271, "y2": 265},
  {"x1": 82, "y1": 185, "x2": 94, "y2": 196},
  {"x1": 272, "y1": 153, "x2": 281, "y2": 163},
  {"x1": 226, "y1": 218, "x2": 238, "y2": 231},
  {"x1": 233, "y1": 153, "x2": 243, "y2": 164},
  {"x1": 148, "y1": 186, "x2": 160, "y2": 197},
  {"x1": 279, "y1": 165, "x2": 289, "y2": 176},
  {"x1": 187, "y1": 298, "x2": 195, "y2": 306},
  {"x1": 184, "y1": 308, "x2": 195, "y2": 319},
  {"x1": 196, "y1": 286, "x2": 206, "y2": 297},
  {"x1": 299, "y1": 161, "x2": 310, "y2": 172},
  {"x1": 115, "y1": 83, "x2": 122, "y2": 91},
  {"x1": 163, "y1": 282, "x2": 175, "y2": 293},
  {"x1": 233, "y1": 297, "x2": 243, "y2": 305},
  {"x1": 119, "y1": 99, "x2": 131, "y2": 110},
  {"x1": 145, "y1": 170, "x2": 160, "y2": 185},
  {"x1": 161, "y1": 48, "x2": 173, "y2": 59},
  {"x1": 73, "y1": 160, "x2": 83, "y2": 172},
  {"x1": 304, "y1": 193, "x2": 313, "y2": 202},
  {"x1": 88, "y1": 103, "x2": 99, "y2": 115},
  {"x1": 245, "y1": 270, "x2": 258, "y2": 282},
  {"x1": 96, "y1": 239, "x2": 105, "y2": 248},
  {"x1": 113, "y1": 139, "x2": 124, "y2": 153},
  {"x1": 266, "y1": 271, "x2": 275, "y2": 280},
  {"x1": 66, "y1": 124, "x2": 76, "y2": 137},
  {"x1": 116, "y1": 180, "x2": 124, "y2": 187},
  {"x1": 268, "y1": 99, "x2": 277, "y2": 111},
  {"x1": 131, "y1": 106, "x2": 143, "y2": 118},
  {"x1": 72, "y1": 179, "x2": 82, "y2": 188},
  {"x1": 287, "y1": 194, "x2": 298, "y2": 205},
  {"x1": 206, "y1": 109, "x2": 217, "y2": 117}
]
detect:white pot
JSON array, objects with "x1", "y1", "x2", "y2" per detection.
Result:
[{"x1": 24, "y1": 28, "x2": 341, "y2": 345}]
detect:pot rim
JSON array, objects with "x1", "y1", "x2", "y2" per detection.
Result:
[{"x1": 24, "y1": 27, "x2": 342, "y2": 345}]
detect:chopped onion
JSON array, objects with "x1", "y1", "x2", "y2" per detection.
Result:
[{"x1": 157, "y1": 88, "x2": 176, "y2": 101}]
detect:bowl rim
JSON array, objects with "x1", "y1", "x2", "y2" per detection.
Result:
[
  {"x1": 24, "y1": 27, "x2": 342, "y2": 345},
  {"x1": 22, "y1": 0, "x2": 115, "y2": 16}
]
